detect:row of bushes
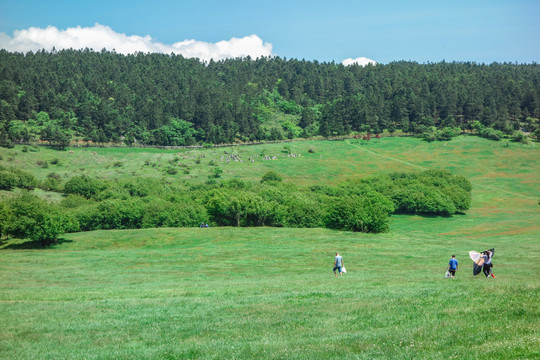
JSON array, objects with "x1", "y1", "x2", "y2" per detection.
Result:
[
  {"x1": 418, "y1": 122, "x2": 537, "y2": 143},
  {"x1": 0, "y1": 170, "x2": 471, "y2": 245}
]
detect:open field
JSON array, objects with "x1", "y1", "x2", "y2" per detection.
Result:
[
  {"x1": 1, "y1": 136, "x2": 538, "y2": 189},
  {"x1": 1, "y1": 227, "x2": 538, "y2": 359},
  {"x1": 0, "y1": 136, "x2": 539, "y2": 359}
]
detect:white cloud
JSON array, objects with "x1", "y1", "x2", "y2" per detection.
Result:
[
  {"x1": 342, "y1": 57, "x2": 377, "y2": 66},
  {"x1": 0, "y1": 23, "x2": 273, "y2": 62}
]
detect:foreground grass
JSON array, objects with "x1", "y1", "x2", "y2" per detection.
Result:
[{"x1": 1, "y1": 225, "x2": 539, "y2": 359}]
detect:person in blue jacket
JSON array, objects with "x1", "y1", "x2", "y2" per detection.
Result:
[{"x1": 448, "y1": 255, "x2": 458, "y2": 278}]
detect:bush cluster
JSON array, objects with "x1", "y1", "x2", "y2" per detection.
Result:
[
  {"x1": 204, "y1": 170, "x2": 470, "y2": 229},
  {"x1": 421, "y1": 127, "x2": 461, "y2": 142},
  {"x1": 0, "y1": 192, "x2": 75, "y2": 246},
  {"x1": 0, "y1": 170, "x2": 472, "y2": 245},
  {"x1": 0, "y1": 166, "x2": 38, "y2": 190},
  {"x1": 361, "y1": 170, "x2": 471, "y2": 215}
]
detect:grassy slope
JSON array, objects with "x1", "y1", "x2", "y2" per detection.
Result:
[{"x1": 0, "y1": 136, "x2": 539, "y2": 359}]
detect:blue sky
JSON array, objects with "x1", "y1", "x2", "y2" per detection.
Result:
[{"x1": 0, "y1": 0, "x2": 538, "y2": 64}]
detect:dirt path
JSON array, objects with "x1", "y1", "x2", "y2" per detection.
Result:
[{"x1": 345, "y1": 140, "x2": 427, "y2": 170}]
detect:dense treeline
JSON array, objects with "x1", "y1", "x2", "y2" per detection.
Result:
[
  {"x1": 0, "y1": 167, "x2": 471, "y2": 245},
  {"x1": 0, "y1": 49, "x2": 539, "y2": 147}
]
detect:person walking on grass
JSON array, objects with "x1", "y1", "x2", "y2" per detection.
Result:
[
  {"x1": 483, "y1": 249, "x2": 495, "y2": 278},
  {"x1": 448, "y1": 255, "x2": 458, "y2": 278},
  {"x1": 333, "y1": 252, "x2": 344, "y2": 277}
]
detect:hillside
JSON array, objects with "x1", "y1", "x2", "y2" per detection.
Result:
[
  {"x1": 0, "y1": 136, "x2": 538, "y2": 239},
  {"x1": 0, "y1": 135, "x2": 538, "y2": 359},
  {"x1": 1, "y1": 50, "x2": 539, "y2": 147}
]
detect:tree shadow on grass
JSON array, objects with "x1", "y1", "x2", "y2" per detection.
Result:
[
  {"x1": 0, "y1": 238, "x2": 72, "y2": 250},
  {"x1": 413, "y1": 211, "x2": 469, "y2": 218}
]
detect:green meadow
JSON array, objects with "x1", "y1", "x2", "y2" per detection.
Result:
[{"x1": 1, "y1": 136, "x2": 539, "y2": 359}]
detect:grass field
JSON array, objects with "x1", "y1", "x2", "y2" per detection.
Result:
[{"x1": 1, "y1": 136, "x2": 539, "y2": 359}]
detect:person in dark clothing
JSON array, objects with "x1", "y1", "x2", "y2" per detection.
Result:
[{"x1": 482, "y1": 249, "x2": 495, "y2": 278}]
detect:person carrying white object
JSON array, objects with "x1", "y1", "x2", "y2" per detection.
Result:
[{"x1": 333, "y1": 252, "x2": 344, "y2": 277}]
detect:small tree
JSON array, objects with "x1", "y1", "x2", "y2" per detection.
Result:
[
  {"x1": 261, "y1": 171, "x2": 283, "y2": 183},
  {"x1": 209, "y1": 167, "x2": 223, "y2": 178},
  {"x1": 29, "y1": 210, "x2": 70, "y2": 246},
  {"x1": 0, "y1": 192, "x2": 71, "y2": 245},
  {"x1": 206, "y1": 190, "x2": 252, "y2": 226}
]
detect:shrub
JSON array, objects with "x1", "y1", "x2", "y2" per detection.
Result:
[
  {"x1": 0, "y1": 202, "x2": 13, "y2": 238},
  {"x1": 123, "y1": 179, "x2": 151, "y2": 197},
  {"x1": 276, "y1": 193, "x2": 325, "y2": 228},
  {"x1": 73, "y1": 204, "x2": 100, "y2": 231},
  {"x1": 64, "y1": 175, "x2": 106, "y2": 199},
  {"x1": 441, "y1": 184, "x2": 471, "y2": 212},
  {"x1": 140, "y1": 199, "x2": 174, "y2": 228},
  {"x1": 209, "y1": 167, "x2": 222, "y2": 178},
  {"x1": 41, "y1": 176, "x2": 62, "y2": 192},
  {"x1": 326, "y1": 195, "x2": 391, "y2": 233},
  {"x1": 60, "y1": 194, "x2": 94, "y2": 209},
  {"x1": 29, "y1": 210, "x2": 72, "y2": 246},
  {"x1": 206, "y1": 190, "x2": 268, "y2": 227},
  {"x1": 89, "y1": 186, "x2": 126, "y2": 201},
  {"x1": 422, "y1": 131, "x2": 437, "y2": 142},
  {"x1": 511, "y1": 131, "x2": 531, "y2": 144},
  {"x1": 10, "y1": 168, "x2": 38, "y2": 190},
  {"x1": 47, "y1": 172, "x2": 62, "y2": 181},
  {"x1": 36, "y1": 160, "x2": 48, "y2": 168},
  {"x1": 222, "y1": 179, "x2": 249, "y2": 190},
  {"x1": 141, "y1": 199, "x2": 207, "y2": 228},
  {"x1": 361, "y1": 170, "x2": 471, "y2": 216},
  {"x1": 261, "y1": 170, "x2": 283, "y2": 183},
  {"x1": 94, "y1": 198, "x2": 144, "y2": 230},
  {"x1": 0, "y1": 192, "x2": 73, "y2": 245},
  {"x1": 421, "y1": 127, "x2": 460, "y2": 141},
  {"x1": 480, "y1": 127, "x2": 504, "y2": 141},
  {"x1": 0, "y1": 171, "x2": 18, "y2": 190},
  {"x1": 417, "y1": 188, "x2": 457, "y2": 215}
]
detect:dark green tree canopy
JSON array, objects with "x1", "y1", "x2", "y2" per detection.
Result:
[{"x1": 1, "y1": 50, "x2": 539, "y2": 146}]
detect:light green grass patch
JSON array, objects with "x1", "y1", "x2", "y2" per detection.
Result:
[
  {"x1": 1, "y1": 227, "x2": 538, "y2": 359},
  {"x1": 0, "y1": 136, "x2": 539, "y2": 359}
]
